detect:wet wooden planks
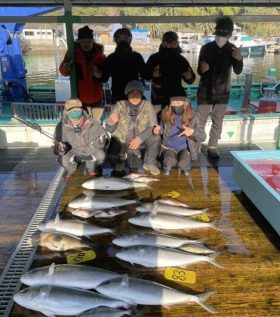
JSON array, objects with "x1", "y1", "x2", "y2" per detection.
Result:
[{"x1": 9, "y1": 166, "x2": 280, "y2": 317}]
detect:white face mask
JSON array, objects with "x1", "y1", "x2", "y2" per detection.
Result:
[{"x1": 215, "y1": 36, "x2": 228, "y2": 47}]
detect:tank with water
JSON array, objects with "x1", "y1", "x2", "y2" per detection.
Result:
[{"x1": 259, "y1": 68, "x2": 280, "y2": 113}]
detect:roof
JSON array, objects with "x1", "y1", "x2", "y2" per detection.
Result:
[{"x1": 0, "y1": 0, "x2": 280, "y2": 6}]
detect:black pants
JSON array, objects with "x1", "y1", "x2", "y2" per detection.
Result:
[{"x1": 162, "y1": 148, "x2": 191, "y2": 172}]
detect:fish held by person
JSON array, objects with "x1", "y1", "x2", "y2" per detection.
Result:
[
  {"x1": 13, "y1": 285, "x2": 129, "y2": 316},
  {"x1": 21, "y1": 263, "x2": 121, "y2": 290},
  {"x1": 96, "y1": 275, "x2": 216, "y2": 313}
]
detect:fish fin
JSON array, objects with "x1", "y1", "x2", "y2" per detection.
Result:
[
  {"x1": 121, "y1": 274, "x2": 129, "y2": 286},
  {"x1": 162, "y1": 304, "x2": 171, "y2": 311},
  {"x1": 48, "y1": 263, "x2": 55, "y2": 276},
  {"x1": 42, "y1": 311, "x2": 56, "y2": 317},
  {"x1": 196, "y1": 291, "x2": 216, "y2": 314},
  {"x1": 208, "y1": 252, "x2": 224, "y2": 269},
  {"x1": 54, "y1": 214, "x2": 60, "y2": 224},
  {"x1": 39, "y1": 286, "x2": 51, "y2": 298},
  {"x1": 210, "y1": 220, "x2": 221, "y2": 231}
]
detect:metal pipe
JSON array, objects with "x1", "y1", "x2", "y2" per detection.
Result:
[{"x1": 242, "y1": 73, "x2": 253, "y2": 113}]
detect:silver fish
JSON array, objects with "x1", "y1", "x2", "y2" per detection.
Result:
[
  {"x1": 78, "y1": 307, "x2": 131, "y2": 317},
  {"x1": 113, "y1": 232, "x2": 202, "y2": 248},
  {"x1": 96, "y1": 276, "x2": 216, "y2": 313},
  {"x1": 94, "y1": 209, "x2": 129, "y2": 219},
  {"x1": 36, "y1": 232, "x2": 91, "y2": 251},
  {"x1": 136, "y1": 202, "x2": 208, "y2": 216},
  {"x1": 82, "y1": 177, "x2": 150, "y2": 190},
  {"x1": 68, "y1": 196, "x2": 137, "y2": 210},
  {"x1": 21, "y1": 263, "x2": 121, "y2": 289},
  {"x1": 128, "y1": 213, "x2": 217, "y2": 231},
  {"x1": 157, "y1": 198, "x2": 190, "y2": 207},
  {"x1": 71, "y1": 208, "x2": 102, "y2": 219},
  {"x1": 38, "y1": 217, "x2": 113, "y2": 237},
  {"x1": 13, "y1": 285, "x2": 129, "y2": 316},
  {"x1": 180, "y1": 244, "x2": 216, "y2": 255},
  {"x1": 123, "y1": 173, "x2": 159, "y2": 183}
]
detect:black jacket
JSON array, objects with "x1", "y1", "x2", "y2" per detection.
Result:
[
  {"x1": 197, "y1": 41, "x2": 243, "y2": 105},
  {"x1": 145, "y1": 46, "x2": 195, "y2": 106},
  {"x1": 102, "y1": 49, "x2": 146, "y2": 103}
]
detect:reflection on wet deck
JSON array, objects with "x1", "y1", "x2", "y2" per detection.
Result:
[{"x1": 8, "y1": 164, "x2": 280, "y2": 317}]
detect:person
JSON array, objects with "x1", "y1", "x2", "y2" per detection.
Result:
[
  {"x1": 197, "y1": 16, "x2": 243, "y2": 158},
  {"x1": 153, "y1": 96, "x2": 206, "y2": 176},
  {"x1": 59, "y1": 25, "x2": 105, "y2": 121},
  {"x1": 101, "y1": 28, "x2": 146, "y2": 104},
  {"x1": 53, "y1": 99, "x2": 107, "y2": 179},
  {"x1": 106, "y1": 80, "x2": 161, "y2": 176},
  {"x1": 145, "y1": 31, "x2": 195, "y2": 112}
]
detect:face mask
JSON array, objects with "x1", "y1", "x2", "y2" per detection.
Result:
[
  {"x1": 171, "y1": 106, "x2": 184, "y2": 115},
  {"x1": 162, "y1": 47, "x2": 178, "y2": 55},
  {"x1": 215, "y1": 36, "x2": 228, "y2": 48},
  {"x1": 68, "y1": 109, "x2": 83, "y2": 119}
]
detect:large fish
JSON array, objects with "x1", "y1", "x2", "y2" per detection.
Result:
[
  {"x1": 13, "y1": 285, "x2": 129, "y2": 316},
  {"x1": 77, "y1": 307, "x2": 131, "y2": 317},
  {"x1": 136, "y1": 202, "x2": 208, "y2": 217},
  {"x1": 113, "y1": 232, "x2": 202, "y2": 248},
  {"x1": 128, "y1": 213, "x2": 217, "y2": 231},
  {"x1": 116, "y1": 245, "x2": 222, "y2": 269},
  {"x1": 36, "y1": 232, "x2": 91, "y2": 251},
  {"x1": 82, "y1": 177, "x2": 150, "y2": 190},
  {"x1": 21, "y1": 263, "x2": 121, "y2": 290},
  {"x1": 68, "y1": 195, "x2": 137, "y2": 210},
  {"x1": 157, "y1": 198, "x2": 189, "y2": 207},
  {"x1": 38, "y1": 216, "x2": 113, "y2": 237},
  {"x1": 96, "y1": 276, "x2": 216, "y2": 313},
  {"x1": 123, "y1": 173, "x2": 159, "y2": 183}
]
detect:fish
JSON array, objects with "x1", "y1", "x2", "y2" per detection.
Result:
[
  {"x1": 71, "y1": 208, "x2": 103, "y2": 219},
  {"x1": 136, "y1": 202, "x2": 209, "y2": 217},
  {"x1": 77, "y1": 307, "x2": 131, "y2": 317},
  {"x1": 128, "y1": 213, "x2": 217, "y2": 231},
  {"x1": 179, "y1": 244, "x2": 216, "y2": 255},
  {"x1": 116, "y1": 246, "x2": 222, "y2": 269},
  {"x1": 21, "y1": 263, "x2": 121, "y2": 290},
  {"x1": 82, "y1": 177, "x2": 150, "y2": 190},
  {"x1": 94, "y1": 209, "x2": 129, "y2": 219},
  {"x1": 68, "y1": 195, "x2": 137, "y2": 210},
  {"x1": 123, "y1": 173, "x2": 159, "y2": 183},
  {"x1": 113, "y1": 232, "x2": 203, "y2": 248},
  {"x1": 38, "y1": 216, "x2": 113, "y2": 237},
  {"x1": 36, "y1": 232, "x2": 91, "y2": 251},
  {"x1": 13, "y1": 285, "x2": 129, "y2": 316},
  {"x1": 157, "y1": 198, "x2": 190, "y2": 207},
  {"x1": 96, "y1": 275, "x2": 216, "y2": 313}
]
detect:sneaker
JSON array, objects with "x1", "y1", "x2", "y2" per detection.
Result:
[
  {"x1": 143, "y1": 163, "x2": 160, "y2": 176},
  {"x1": 63, "y1": 173, "x2": 72, "y2": 180},
  {"x1": 163, "y1": 169, "x2": 170, "y2": 176},
  {"x1": 207, "y1": 147, "x2": 220, "y2": 158},
  {"x1": 88, "y1": 171, "x2": 97, "y2": 177},
  {"x1": 179, "y1": 169, "x2": 190, "y2": 176}
]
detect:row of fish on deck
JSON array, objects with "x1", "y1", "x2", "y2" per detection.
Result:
[{"x1": 14, "y1": 174, "x2": 223, "y2": 316}]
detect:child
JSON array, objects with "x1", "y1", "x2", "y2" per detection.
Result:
[{"x1": 153, "y1": 96, "x2": 206, "y2": 176}]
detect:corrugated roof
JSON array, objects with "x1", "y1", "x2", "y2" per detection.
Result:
[{"x1": 0, "y1": 0, "x2": 280, "y2": 6}]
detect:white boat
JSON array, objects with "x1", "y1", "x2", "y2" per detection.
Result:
[{"x1": 178, "y1": 32, "x2": 202, "y2": 53}]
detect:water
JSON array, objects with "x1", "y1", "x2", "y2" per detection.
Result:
[{"x1": 24, "y1": 51, "x2": 280, "y2": 87}]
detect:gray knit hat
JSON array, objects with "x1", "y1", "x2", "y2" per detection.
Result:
[{"x1": 124, "y1": 80, "x2": 144, "y2": 96}]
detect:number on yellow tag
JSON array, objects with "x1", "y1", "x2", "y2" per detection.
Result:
[
  {"x1": 67, "y1": 250, "x2": 96, "y2": 264},
  {"x1": 192, "y1": 214, "x2": 211, "y2": 222},
  {"x1": 163, "y1": 191, "x2": 181, "y2": 198},
  {"x1": 164, "y1": 267, "x2": 196, "y2": 284}
]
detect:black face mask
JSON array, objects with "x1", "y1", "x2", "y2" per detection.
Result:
[
  {"x1": 171, "y1": 106, "x2": 184, "y2": 115},
  {"x1": 115, "y1": 41, "x2": 132, "y2": 54},
  {"x1": 161, "y1": 47, "x2": 179, "y2": 55}
]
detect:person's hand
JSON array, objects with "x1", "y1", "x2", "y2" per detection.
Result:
[
  {"x1": 93, "y1": 65, "x2": 102, "y2": 78},
  {"x1": 200, "y1": 61, "x2": 209, "y2": 74},
  {"x1": 108, "y1": 112, "x2": 119, "y2": 124},
  {"x1": 129, "y1": 138, "x2": 141, "y2": 150},
  {"x1": 152, "y1": 65, "x2": 161, "y2": 78},
  {"x1": 178, "y1": 125, "x2": 194, "y2": 137},
  {"x1": 153, "y1": 125, "x2": 161, "y2": 135},
  {"x1": 232, "y1": 46, "x2": 242, "y2": 61},
  {"x1": 57, "y1": 142, "x2": 66, "y2": 152},
  {"x1": 63, "y1": 60, "x2": 74, "y2": 72},
  {"x1": 182, "y1": 67, "x2": 193, "y2": 80}
]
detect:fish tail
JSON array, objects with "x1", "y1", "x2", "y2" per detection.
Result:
[
  {"x1": 201, "y1": 208, "x2": 209, "y2": 213},
  {"x1": 196, "y1": 291, "x2": 216, "y2": 314},
  {"x1": 208, "y1": 252, "x2": 224, "y2": 269},
  {"x1": 210, "y1": 220, "x2": 221, "y2": 231}
]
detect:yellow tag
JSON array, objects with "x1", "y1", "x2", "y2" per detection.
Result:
[
  {"x1": 163, "y1": 191, "x2": 181, "y2": 198},
  {"x1": 164, "y1": 267, "x2": 196, "y2": 284},
  {"x1": 192, "y1": 214, "x2": 211, "y2": 222},
  {"x1": 66, "y1": 250, "x2": 96, "y2": 264}
]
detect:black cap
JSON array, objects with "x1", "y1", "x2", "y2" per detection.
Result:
[
  {"x1": 78, "y1": 26, "x2": 93, "y2": 41},
  {"x1": 162, "y1": 31, "x2": 178, "y2": 43},
  {"x1": 213, "y1": 16, "x2": 233, "y2": 36},
  {"x1": 113, "y1": 28, "x2": 132, "y2": 42}
]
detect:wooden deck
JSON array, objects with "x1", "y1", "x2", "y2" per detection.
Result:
[{"x1": 6, "y1": 164, "x2": 280, "y2": 317}]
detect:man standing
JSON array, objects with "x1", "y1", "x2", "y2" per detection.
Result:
[
  {"x1": 197, "y1": 17, "x2": 243, "y2": 158},
  {"x1": 102, "y1": 28, "x2": 146, "y2": 104},
  {"x1": 59, "y1": 26, "x2": 105, "y2": 121}
]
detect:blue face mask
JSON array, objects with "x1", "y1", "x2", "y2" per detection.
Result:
[{"x1": 68, "y1": 109, "x2": 83, "y2": 119}]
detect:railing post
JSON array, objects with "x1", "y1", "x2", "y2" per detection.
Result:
[{"x1": 241, "y1": 73, "x2": 253, "y2": 113}]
